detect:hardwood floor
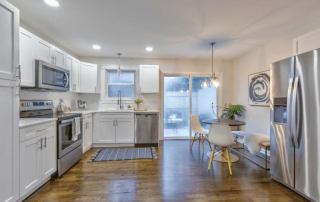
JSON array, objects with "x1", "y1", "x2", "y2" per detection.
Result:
[{"x1": 25, "y1": 140, "x2": 308, "y2": 202}]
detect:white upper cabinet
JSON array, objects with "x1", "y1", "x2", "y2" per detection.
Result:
[
  {"x1": 80, "y1": 62, "x2": 98, "y2": 93},
  {"x1": 20, "y1": 27, "x2": 36, "y2": 87},
  {"x1": 293, "y1": 28, "x2": 320, "y2": 55},
  {"x1": 140, "y1": 65, "x2": 159, "y2": 93},
  {"x1": 0, "y1": 1, "x2": 20, "y2": 202},
  {"x1": 66, "y1": 54, "x2": 81, "y2": 92},
  {"x1": 0, "y1": 0, "x2": 19, "y2": 81},
  {"x1": 35, "y1": 37, "x2": 54, "y2": 64},
  {"x1": 52, "y1": 46, "x2": 66, "y2": 68}
]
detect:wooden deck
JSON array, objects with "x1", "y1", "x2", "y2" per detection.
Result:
[{"x1": 24, "y1": 140, "x2": 307, "y2": 202}]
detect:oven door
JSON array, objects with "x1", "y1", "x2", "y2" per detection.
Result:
[
  {"x1": 58, "y1": 118, "x2": 83, "y2": 158},
  {"x1": 36, "y1": 60, "x2": 70, "y2": 91}
]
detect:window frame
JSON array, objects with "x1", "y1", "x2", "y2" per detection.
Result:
[{"x1": 105, "y1": 69, "x2": 137, "y2": 100}]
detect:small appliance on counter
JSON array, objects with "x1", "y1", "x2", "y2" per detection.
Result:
[
  {"x1": 76, "y1": 99, "x2": 87, "y2": 109},
  {"x1": 20, "y1": 100, "x2": 83, "y2": 177}
]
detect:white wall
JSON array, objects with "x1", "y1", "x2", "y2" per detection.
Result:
[
  {"x1": 20, "y1": 90, "x2": 80, "y2": 111},
  {"x1": 232, "y1": 19, "x2": 320, "y2": 136},
  {"x1": 79, "y1": 57, "x2": 234, "y2": 111}
]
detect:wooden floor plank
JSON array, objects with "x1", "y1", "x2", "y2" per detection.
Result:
[{"x1": 24, "y1": 140, "x2": 308, "y2": 202}]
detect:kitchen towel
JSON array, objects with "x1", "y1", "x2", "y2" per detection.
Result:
[
  {"x1": 72, "y1": 117, "x2": 81, "y2": 141},
  {"x1": 244, "y1": 133, "x2": 270, "y2": 155}
]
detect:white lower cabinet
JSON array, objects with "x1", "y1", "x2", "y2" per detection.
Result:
[
  {"x1": 116, "y1": 119, "x2": 135, "y2": 143},
  {"x1": 93, "y1": 113, "x2": 134, "y2": 144},
  {"x1": 19, "y1": 137, "x2": 42, "y2": 196},
  {"x1": 83, "y1": 114, "x2": 93, "y2": 153},
  {"x1": 19, "y1": 122, "x2": 57, "y2": 198}
]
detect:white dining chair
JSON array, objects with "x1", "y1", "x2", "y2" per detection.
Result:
[
  {"x1": 207, "y1": 123, "x2": 234, "y2": 175},
  {"x1": 190, "y1": 114, "x2": 212, "y2": 153}
]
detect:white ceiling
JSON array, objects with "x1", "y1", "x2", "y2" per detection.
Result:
[{"x1": 8, "y1": 0, "x2": 320, "y2": 59}]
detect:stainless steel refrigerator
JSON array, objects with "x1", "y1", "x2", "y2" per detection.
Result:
[{"x1": 270, "y1": 48, "x2": 320, "y2": 202}]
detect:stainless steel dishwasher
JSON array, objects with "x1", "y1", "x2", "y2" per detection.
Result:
[{"x1": 135, "y1": 113, "x2": 158, "y2": 146}]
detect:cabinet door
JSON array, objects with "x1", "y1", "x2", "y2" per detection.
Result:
[
  {"x1": 41, "y1": 131, "x2": 57, "y2": 180},
  {"x1": 116, "y1": 119, "x2": 134, "y2": 143},
  {"x1": 82, "y1": 120, "x2": 87, "y2": 152},
  {"x1": 35, "y1": 37, "x2": 53, "y2": 64},
  {"x1": 0, "y1": 1, "x2": 20, "y2": 202},
  {"x1": 68, "y1": 56, "x2": 81, "y2": 92},
  {"x1": 95, "y1": 118, "x2": 116, "y2": 143},
  {"x1": 0, "y1": 0, "x2": 19, "y2": 81},
  {"x1": 20, "y1": 137, "x2": 42, "y2": 197},
  {"x1": 86, "y1": 119, "x2": 93, "y2": 148},
  {"x1": 140, "y1": 65, "x2": 159, "y2": 93},
  {"x1": 52, "y1": 46, "x2": 66, "y2": 68},
  {"x1": 20, "y1": 27, "x2": 36, "y2": 87},
  {"x1": 80, "y1": 62, "x2": 97, "y2": 93},
  {"x1": 293, "y1": 28, "x2": 320, "y2": 55}
]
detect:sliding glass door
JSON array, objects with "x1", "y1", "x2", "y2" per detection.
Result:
[
  {"x1": 164, "y1": 77, "x2": 190, "y2": 138},
  {"x1": 163, "y1": 75, "x2": 218, "y2": 138},
  {"x1": 191, "y1": 77, "x2": 218, "y2": 130}
]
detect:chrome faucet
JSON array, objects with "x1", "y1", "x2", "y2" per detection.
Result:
[{"x1": 118, "y1": 90, "x2": 123, "y2": 110}]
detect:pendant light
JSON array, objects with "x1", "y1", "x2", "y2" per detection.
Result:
[
  {"x1": 209, "y1": 42, "x2": 220, "y2": 88},
  {"x1": 117, "y1": 53, "x2": 123, "y2": 79}
]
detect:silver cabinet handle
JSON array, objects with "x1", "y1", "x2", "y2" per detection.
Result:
[
  {"x1": 113, "y1": 120, "x2": 115, "y2": 126},
  {"x1": 116, "y1": 120, "x2": 118, "y2": 126},
  {"x1": 54, "y1": 56, "x2": 57, "y2": 65},
  {"x1": 51, "y1": 56, "x2": 54, "y2": 64},
  {"x1": 39, "y1": 138, "x2": 42, "y2": 150},
  {"x1": 43, "y1": 137, "x2": 46, "y2": 148},
  {"x1": 75, "y1": 84, "x2": 77, "y2": 90},
  {"x1": 292, "y1": 77, "x2": 300, "y2": 149}
]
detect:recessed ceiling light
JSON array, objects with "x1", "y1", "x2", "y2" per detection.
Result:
[
  {"x1": 44, "y1": 0, "x2": 60, "y2": 7},
  {"x1": 93, "y1": 45, "x2": 101, "y2": 50},
  {"x1": 146, "y1": 47, "x2": 153, "y2": 52}
]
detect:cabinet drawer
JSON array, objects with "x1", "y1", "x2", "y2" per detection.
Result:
[
  {"x1": 20, "y1": 122, "x2": 56, "y2": 142},
  {"x1": 83, "y1": 113, "x2": 92, "y2": 120},
  {"x1": 99, "y1": 113, "x2": 134, "y2": 119}
]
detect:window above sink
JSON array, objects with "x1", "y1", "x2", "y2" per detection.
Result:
[{"x1": 107, "y1": 71, "x2": 135, "y2": 98}]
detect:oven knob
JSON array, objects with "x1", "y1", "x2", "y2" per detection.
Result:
[
  {"x1": 22, "y1": 103, "x2": 25, "y2": 106},
  {"x1": 29, "y1": 103, "x2": 32, "y2": 106},
  {"x1": 46, "y1": 103, "x2": 49, "y2": 105}
]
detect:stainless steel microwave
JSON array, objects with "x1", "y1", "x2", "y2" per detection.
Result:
[{"x1": 23, "y1": 60, "x2": 70, "y2": 91}]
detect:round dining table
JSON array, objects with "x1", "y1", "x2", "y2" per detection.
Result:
[{"x1": 201, "y1": 119, "x2": 246, "y2": 163}]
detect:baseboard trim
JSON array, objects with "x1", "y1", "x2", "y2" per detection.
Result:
[{"x1": 18, "y1": 176, "x2": 51, "y2": 202}]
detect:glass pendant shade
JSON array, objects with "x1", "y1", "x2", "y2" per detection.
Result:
[
  {"x1": 116, "y1": 53, "x2": 123, "y2": 79},
  {"x1": 201, "y1": 78, "x2": 208, "y2": 89},
  {"x1": 117, "y1": 67, "x2": 122, "y2": 79},
  {"x1": 210, "y1": 76, "x2": 220, "y2": 88}
]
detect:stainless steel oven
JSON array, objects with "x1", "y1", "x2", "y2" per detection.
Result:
[
  {"x1": 57, "y1": 117, "x2": 83, "y2": 177},
  {"x1": 22, "y1": 60, "x2": 70, "y2": 91},
  {"x1": 58, "y1": 117, "x2": 83, "y2": 158}
]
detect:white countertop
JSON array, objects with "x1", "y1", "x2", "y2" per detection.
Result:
[
  {"x1": 69, "y1": 109, "x2": 159, "y2": 114},
  {"x1": 19, "y1": 118, "x2": 58, "y2": 128}
]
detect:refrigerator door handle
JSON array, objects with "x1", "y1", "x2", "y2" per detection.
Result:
[
  {"x1": 292, "y1": 76, "x2": 300, "y2": 149},
  {"x1": 287, "y1": 77, "x2": 294, "y2": 147}
]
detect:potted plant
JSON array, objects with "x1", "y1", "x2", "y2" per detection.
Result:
[
  {"x1": 221, "y1": 104, "x2": 245, "y2": 120},
  {"x1": 134, "y1": 98, "x2": 144, "y2": 109}
]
